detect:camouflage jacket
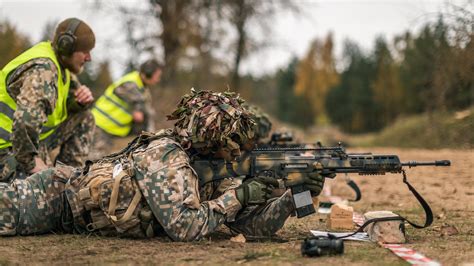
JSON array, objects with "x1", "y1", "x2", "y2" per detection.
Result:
[
  {"x1": 114, "y1": 82, "x2": 155, "y2": 132},
  {"x1": 5, "y1": 57, "x2": 86, "y2": 172},
  {"x1": 66, "y1": 130, "x2": 242, "y2": 240},
  {"x1": 131, "y1": 133, "x2": 242, "y2": 240}
]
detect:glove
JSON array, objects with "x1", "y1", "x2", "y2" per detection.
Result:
[
  {"x1": 304, "y1": 172, "x2": 326, "y2": 197},
  {"x1": 285, "y1": 171, "x2": 335, "y2": 197},
  {"x1": 235, "y1": 176, "x2": 279, "y2": 207}
]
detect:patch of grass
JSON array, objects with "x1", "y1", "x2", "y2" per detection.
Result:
[
  {"x1": 241, "y1": 250, "x2": 270, "y2": 261},
  {"x1": 345, "y1": 242, "x2": 406, "y2": 266},
  {"x1": 350, "y1": 107, "x2": 474, "y2": 149}
]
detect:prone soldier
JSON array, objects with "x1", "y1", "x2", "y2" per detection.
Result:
[{"x1": 0, "y1": 90, "x2": 328, "y2": 240}]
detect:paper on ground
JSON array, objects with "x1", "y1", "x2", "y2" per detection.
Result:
[{"x1": 310, "y1": 230, "x2": 370, "y2": 241}]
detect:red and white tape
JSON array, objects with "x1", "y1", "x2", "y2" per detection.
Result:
[
  {"x1": 352, "y1": 212, "x2": 365, "y2": 226},
  {"x1": 324, "y1": 183, "x2": 441, "y2": 266},
  {"x1": 381, "y1": 244, "x2": 441, "y2": 266}
]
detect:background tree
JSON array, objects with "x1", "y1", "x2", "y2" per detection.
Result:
[
  {"x1": 220, "y1": 0, "x2": 300, "y2": 92},
  {"x1": 0, "y1": 20, "x2": 31, "y2": 68},
  {"x1": 326, "y1": 40, "x2": 378, "y2": 133},
  {"x1": 371, "y1": 36, "x2": 403, "y2": 126},
  {"x1": 39, "y1": 20, "x2": 58, "y2": 42},
  {"x1": 294, "y1": 33, "x2": 339, "y2": 124},
  {"x1": 276, "y1": 58, "x2": 315, "y2": 128}
]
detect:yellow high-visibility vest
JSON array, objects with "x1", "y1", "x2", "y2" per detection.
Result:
[
  {"x1": 0, "y1": 41, "x2": 70, "y2": 149},
  {"x1": 92, "y1": 71, "x2": 145, "y2": 137}
]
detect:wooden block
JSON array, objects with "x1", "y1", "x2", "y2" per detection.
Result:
[
  {"x1": 328, "y1": 218, "x2": 354, "y2": 230},
  {"x1": 363, "y1": 211, "x2": 406, "y2": 244},
  {"x1": 329, "y1": 203, "x2": 353, "y2": 219},
  {"x1": 327, "y1": 203, "x2": 354, "y2": 230}
]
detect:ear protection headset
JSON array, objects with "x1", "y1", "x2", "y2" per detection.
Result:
[{"x1": 56, "y1": 18, "x2": 81, "y2": 57}]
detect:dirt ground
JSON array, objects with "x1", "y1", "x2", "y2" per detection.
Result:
[{"x1": 0, "y1": 147, "x2": 472, "y2": 265}]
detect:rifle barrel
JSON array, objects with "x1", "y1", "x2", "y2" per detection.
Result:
[{"x1": 402, "y1": 160, "x2": 451, "y2": 167}]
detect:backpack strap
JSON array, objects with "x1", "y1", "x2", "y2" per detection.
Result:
[{"x1": 106, "y1": 169, "x2": 142, "y2": 227}]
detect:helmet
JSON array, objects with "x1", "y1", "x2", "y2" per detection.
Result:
[
  {"x1": 243, "y1": 103, "x2": 272, "y2": 140},
  {"x1": 167, "y1": 89, "x2": 255, "y2": 156}
]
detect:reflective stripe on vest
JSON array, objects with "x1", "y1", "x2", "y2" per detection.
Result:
[
  {"x1": 92, "y1": 71, "x2": 144, "y2": 137},
  {"x1": 0, "y1": 42, "x2": 70, "y2": 149}
]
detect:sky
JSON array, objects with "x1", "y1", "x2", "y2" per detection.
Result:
[{"x1": 0, "y1": 0, "x2": 465, "y2": 78}]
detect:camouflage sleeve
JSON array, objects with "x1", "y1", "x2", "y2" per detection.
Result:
[
  {"x1": 114, "y1": 82, "x2": 146, "y2": 114},
  {"x1": 133, "y1": 138, "x2": 242, "y2": 241},
  {"x1": 10, "y1": 61, "x2": 58, "y2": 172}
]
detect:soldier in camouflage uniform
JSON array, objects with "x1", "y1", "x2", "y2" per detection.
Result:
[
  {"x1": 89, "y1": 60, "x2": 162, "y2": 160},
  {"x1": 0, "y1": 89, "x2": 327, "y2": 240},
  {"x1": 0, "y1": 18, "x2": 96, "y2": 182}
]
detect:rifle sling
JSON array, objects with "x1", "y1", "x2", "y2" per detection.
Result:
[
  {"x1": 346, "y1": 179, "x2": 362, "y2": 202},
  {"x1": 329, "y1": 170, "x2": 433, "y2": 239}
]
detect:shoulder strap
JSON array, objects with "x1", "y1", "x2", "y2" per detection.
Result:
[{"x1": 82, "y1": 130, "x2": 177, "y2": 175}]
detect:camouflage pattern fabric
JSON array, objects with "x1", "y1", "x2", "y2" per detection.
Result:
[
  {"x1": 0, "y1": 58, "x2": 93, "y2": 182},
  {"x1": 0, "y1": 90, "x2": 291, "y2": 240},
  {"x1": 0, "y1": 131, "x2": 293, "y2": 239},
  {"x1": 228, "y1": 190, "x2": 294, "y2": 237},
  {"x1": 0, "y1": 164, "x2": 75, "y2": 236},
  {"x1": 142, "y1": 88, "x2": 156, "y2": 133},
  {"x1": 168, "y1": 89, "x2": 255, "y2": 154},
  {"x1": 114, "y1": 81, "x2": 147, "y2": 117},
  {"x1": 114, "y1": 81, "x2": 155, "y2": 133},
  {"x1": 199, "y1": 167, "x2": 295, "y2": 237},
  {"x1": 132, "y1": 135, "x2": 242, "y2": 241},
  {"x1": 45, "y1": 109, "x2": 95, "y2": 166}
]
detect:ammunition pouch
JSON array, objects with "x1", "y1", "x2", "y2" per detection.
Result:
[{"x1": 66, "y1": 161, "x2": 156, "y2": 238}]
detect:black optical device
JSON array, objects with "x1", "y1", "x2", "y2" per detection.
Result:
[{"x1": 301, "y1": 237, "x2": 344, "y2": 257}]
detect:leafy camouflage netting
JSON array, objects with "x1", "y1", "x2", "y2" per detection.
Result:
[{"x1": 167, "y1": 89, "x2": 255, "y2": 150}]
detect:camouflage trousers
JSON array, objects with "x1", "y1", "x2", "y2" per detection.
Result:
[
  {"x1": 228, "y1": 190, "x2": 294, "y2": 237},
  {"x1": 0, "y1": 110, "x2": 95, "y2": 182},
  {"x1": 0, "y1": 166, "x2": 74, "y2": 236}
]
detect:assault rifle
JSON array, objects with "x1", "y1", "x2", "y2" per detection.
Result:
[{"x1": 191, "y1": 144, "x2": 451, "y2": 218}]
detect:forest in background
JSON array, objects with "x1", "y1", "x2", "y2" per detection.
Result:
[{"x1": 0, "y1": 1, "x2": 472, "y2": 141}]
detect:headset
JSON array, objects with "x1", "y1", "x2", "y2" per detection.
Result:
[{"x1": 55, "y1": 18, "x2": 81, "y2": 57}]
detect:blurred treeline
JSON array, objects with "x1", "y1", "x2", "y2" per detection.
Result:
[{"x1": 0, "y1": 1, "x2": 472, "y2": 134}]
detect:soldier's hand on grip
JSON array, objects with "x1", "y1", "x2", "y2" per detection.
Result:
[
  {"x1": 285, "y1": 170, "x2": 332, "y2": 197},
  {"x1": 235, "y1": 176, "x2": 278, "y2": 207}
]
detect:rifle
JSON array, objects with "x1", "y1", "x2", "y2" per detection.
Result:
[{"x1": 191, "y1": 144, "x2": 451, "y2": 220}]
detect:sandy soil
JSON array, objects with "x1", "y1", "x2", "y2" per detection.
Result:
[{"x1": 0, "y1": 147, "x2": 472, "y2": 265}]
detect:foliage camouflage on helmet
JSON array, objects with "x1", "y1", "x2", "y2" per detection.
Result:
[
  {"x1": 167, "y1": 89, "x2": 255, "y2": 151},
  {"x1": 243, "y1": 103, "x2": 272, "y2": 140}
]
